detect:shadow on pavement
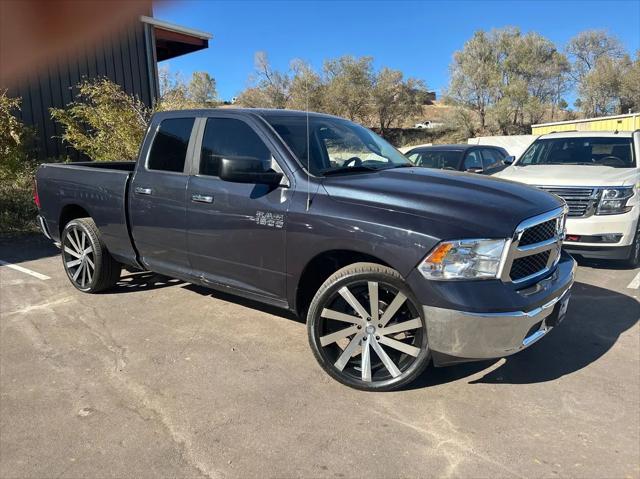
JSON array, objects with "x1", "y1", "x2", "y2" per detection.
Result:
[
  {"x1": 411, "y1": 281, "x2": 639, "y2": 388},
  {"x1": 101, "y1": 271, "x2": 184, "y2": 293},
  {"x1": 183, "y1": 283, "x2": 302, "y2": 323},
  {"x1": 0, "y1": 234, "x2": 59, "y2": 264},
  {"x1": 184, "y1": 279, "x2": 638, "y2": 388}
]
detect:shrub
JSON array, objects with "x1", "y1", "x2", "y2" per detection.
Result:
[
  {"x1": 0, "y1": 91, "x2": 38, "y2": 234},
  {"x1": 50, "y1": 78, "x2": 151, "y2": 161}
]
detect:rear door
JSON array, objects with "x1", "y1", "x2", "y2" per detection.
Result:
[
  {"x1": 185, "y1": 114, "x2": 292, "y2": 301},
  {"x1": 129, "y1": 116, "x2": 196, "y2": 277}
]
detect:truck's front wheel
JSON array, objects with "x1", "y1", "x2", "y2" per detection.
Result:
[
  {"x1": 307, "y1": 263, "x2": 429, "y2": 391},
  {"x1": 61, "y1": 218, "x2": 121, "y2": 293}
]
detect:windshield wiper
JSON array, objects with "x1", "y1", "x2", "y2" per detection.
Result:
[{"x1": 322, "y1": 165, "x2": 380, "y2": 176}]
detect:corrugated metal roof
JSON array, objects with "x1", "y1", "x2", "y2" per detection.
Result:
[{"x1": 140, "y1": 15, "x2": 212, "y2": 40}]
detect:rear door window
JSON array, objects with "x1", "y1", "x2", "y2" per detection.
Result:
[{"x1": 147, "y1": 118, "x2": 195, "y2": 172}]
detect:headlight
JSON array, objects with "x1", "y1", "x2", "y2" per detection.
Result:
[
  {"x1": 596, "y1": 187, "x2": 634, "y2": 215},
  {"x1": 418, "y1": 238, "x2": 507, "y2": 280}
]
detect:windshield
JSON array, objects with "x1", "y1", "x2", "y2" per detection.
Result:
[
  {"x1": 263, "y1": 114, "x2": 411, "y2": 175},
  {"x1": 518, "y1": 137, "x2": 635, "y2": 168},
  {"x1": 407, "y1": 150, "x2": 462, "y2": 170}
]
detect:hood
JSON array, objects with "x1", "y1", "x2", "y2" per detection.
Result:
[
  {"x1": 494, "y1": 165, "x2": 638, "y2": 187},
  {"x1": 321, "y1": 167, "x2": 563, "y2": 239}
]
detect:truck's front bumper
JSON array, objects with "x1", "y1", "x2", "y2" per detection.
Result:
[
  {"x1": 408, "y1": 252, "x2": 576, "y2": 364},
  {"x1": 424, "y1": 287, "x2": 571, "y2": 362}
]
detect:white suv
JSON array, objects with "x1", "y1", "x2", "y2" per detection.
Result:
[{"x1": 494, "y1": 131, "x2": 640, "y2": 267}]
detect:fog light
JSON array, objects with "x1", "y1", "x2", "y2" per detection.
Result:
[
  {"x1": 566, "y1": 233, "x2": 623, "y2": 244},
  {"x1": 600, "y1": 234, "x2": 623, "y2": 243}
]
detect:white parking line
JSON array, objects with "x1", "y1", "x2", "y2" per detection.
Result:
[
  {"x1": 628, "y1": 272, "x2": 640, "y2": 289},
  {"x1": 0, "y1": 260, "x2": 50, "y2": 280}
]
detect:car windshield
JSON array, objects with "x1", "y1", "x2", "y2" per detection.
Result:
[
  {"x1": 407, "y1": 150, "x2": 462, "y2": 170},
  {"x1": 263, "y1": 114, "x2": 411, "y2": 176},
  {"x1": 518, "y1": 137, "x2": 635, "y2": 168}
]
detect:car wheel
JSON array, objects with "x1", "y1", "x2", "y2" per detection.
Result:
[
  {"x1": 61, "y1": 218, "x2": 121, "y2": 293},
  {"x1": 307, "y1": 262, "x2": 429, "y2": 391}
]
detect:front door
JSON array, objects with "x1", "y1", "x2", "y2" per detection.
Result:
[
  {"x1": 129, "y1": 116, "x2": 196, "y2": 277},
  {"x1": 186, "y1": 115, "x2": 290, "y2": 301}
]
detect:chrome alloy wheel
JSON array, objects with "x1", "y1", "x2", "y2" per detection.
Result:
[
  {"x1": 314, "y1": 280, "x2": 425, "y2": 385},
  {"x1": 62, "y1": 225, "x2": 95, "y2": 289}
]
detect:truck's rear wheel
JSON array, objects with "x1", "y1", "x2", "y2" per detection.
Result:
[
  {"x1": 307, "y1": 262, "x2": 429, "y2": 391},
  {"x1": 61, "y1": 218, "x2": 121, "y2": 293}
]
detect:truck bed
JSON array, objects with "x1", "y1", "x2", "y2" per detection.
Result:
[{"x1": 36, "y1": 161, "x2": 139, "y2": 266}]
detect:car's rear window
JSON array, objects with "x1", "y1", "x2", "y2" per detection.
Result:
[{"x1": 519, "y1": 137, "x2": 635, "y2": 168}]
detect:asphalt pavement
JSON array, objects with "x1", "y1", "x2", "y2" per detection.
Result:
[{"x1": 1, "y1": 235, "x2": 638, "y2": 478}]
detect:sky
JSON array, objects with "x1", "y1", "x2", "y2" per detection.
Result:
[{"x1": 155, "y1": 0, "x2": 640, "y2": 102}]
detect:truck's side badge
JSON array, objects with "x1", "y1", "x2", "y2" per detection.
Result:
[{"x1": 255, "y1": 211, "x2": 284, "y2": 229}]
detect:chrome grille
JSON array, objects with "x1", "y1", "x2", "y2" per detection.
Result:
[
  {"x1": 510, "y1": 251, "x2": 551, "y2": 281},
  {"x1": 519, "y1": 219, "x2": 557, "y2": 247},
  {"x1": 501, "y1": 207, "x2": 566, "y2": 284},
  {"x1": 536, "y1": 186, "x2": 598, "y2": 217}
]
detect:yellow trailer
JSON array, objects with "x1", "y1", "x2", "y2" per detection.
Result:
[{"x1": 532, "y1": 113, "x2": 640, "y2": 135}]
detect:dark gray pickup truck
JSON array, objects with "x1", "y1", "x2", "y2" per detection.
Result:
[{"x1": 35, "y1": 109, "x2": 576, "y2": 391}]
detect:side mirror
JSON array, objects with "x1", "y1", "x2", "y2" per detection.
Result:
[
  {"x1": 466, "y1": 166, "x2": 483, "y2": 174},
  {"x1": 504, "y1": 155, "x2": 516, "y2": 165},
  {"x1": 219, "y1": 156, "x2": 284, "y2": 185}
]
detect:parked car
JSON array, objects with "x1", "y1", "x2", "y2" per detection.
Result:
[
  {"x1": 35, "y1": 109, "x2": 575, "y2": 391},
  {"x1": 413, "y1": 120, "x2": 443, "y2": 129},
  {"x1": 405, "y1": 144, "x2": 513, "y2": 175},
  {"x1": 495, "y1": 131, "x2": 640, "y2": 267}
]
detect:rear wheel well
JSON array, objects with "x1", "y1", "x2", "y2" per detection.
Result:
[
  {"x1": 295, "y1": 250, "x2": 390, "y2": 320},
  {"x1": 59, "y1": 205, "x2": 90, "y2": 235}
]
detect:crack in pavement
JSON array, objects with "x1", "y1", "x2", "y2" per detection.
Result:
[
  {"x1": 4, "y1": 295, "x2": 222, "y2": 479},
  {"x1": 373, "y1": 400, "x2": 526, "y2": 479}
]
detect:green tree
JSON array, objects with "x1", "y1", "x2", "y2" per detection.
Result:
[
  {"x1": 579, "y1": 55, "x2": 631, "y2": 116},
  {"x1": 567, "y1": 30, "x2": 629, "y2": 116},
  {"x1": 287, "y1": 59, "x2": 325, "y2": 111},
  {"x1": 158, "y1": 65, "x2": 189, "y2": 110},
  {"x1": 50, "y1": 78, "x2": 151, "y2": 161},
  {"x1": 448, "y1": 28, "x2": 569, "y2": 134},
  {"x1": 158, "y1": 67, "x2": 218, "y2": 109},
  {"x1": 322, "y1": 56, "x2": 374, "y2": 122},
  {"x1": 237, "y1": 51, "x2": 290, "y2": 108},
  {"x1": 447, "y1": 30, "x2": 500, "y2": 129},
  {"x1": 188, "y1": 71, "x2": 218, "y2": 106},
  {"x1": 620, "y1": 51, "x2": 640, "y2": 113},
  {"x1": 566, "y1": 30, "x2": 625, "y2": 82},
  {"x1": 371, "y1": 68, "x2": 427, "y2": 134}
]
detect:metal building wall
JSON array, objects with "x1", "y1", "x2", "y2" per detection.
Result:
[
  {"x1": 8, "y1": 20, "x2": 158, "y2": 160},
  {"x1": 532, "y1": 113, "x2": 640, "y2": 135}
]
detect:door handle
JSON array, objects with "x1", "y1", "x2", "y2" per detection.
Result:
[
  {"x1": 134, "y1": 187, "x2": 152, "y2": 195},
  {"x1": 191, "y1": 194, "x2": 213, "y2": 204}
]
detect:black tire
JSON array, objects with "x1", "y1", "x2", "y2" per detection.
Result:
[
  {"x1": 61, "y1": 217, "x2": 121, "y2": 293},
  {"x1": 307, "y1": 262, "x2": 430, "y2": 391},
  {"x1": 625, "y1": 226, "x2": 640, "y2": 268}
]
